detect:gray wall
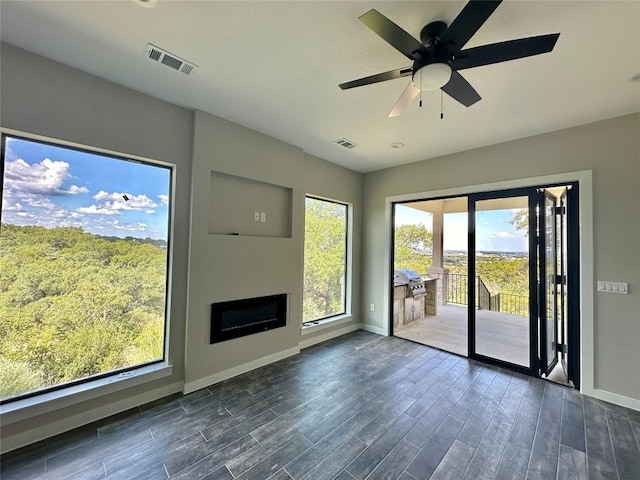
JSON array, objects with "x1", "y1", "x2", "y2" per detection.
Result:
[
  {"x1": 361, "y1": 113, "x2": 640, "y2": 402},
  {"x1": 0, "y1": 42, "x2": 194, "y2": 449},
  {"x1": 184, "y1": 111, "x2": 362, "y2": 391},
  {"x1": 0, "y1": 43, "x2": 363, "y2": 451}
]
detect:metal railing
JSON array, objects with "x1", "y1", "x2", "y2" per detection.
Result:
[
  {"x1": 447, "y1": 273, "x2": 529, "y2": 317},
  {"x1": 494, "y1": 292, "x2": 529, "y2": 317},
  {"x1": 448, "y1": 273, "x2": 469, "y2": 305}
]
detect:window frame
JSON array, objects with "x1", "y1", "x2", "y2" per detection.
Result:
[
  {"x1": 302, "y1": 195, "x2": 351, "y2": 324},
  {"x1": 0, "y1": 129, "x2": 175, "y2": 405}
]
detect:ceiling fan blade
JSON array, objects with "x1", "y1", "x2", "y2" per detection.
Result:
[
  {"x1": 439, "y1": 0, "x2": 502, "y2": 52},
  {"x1": 441, "y1": 71, "x2": 481, "y2": 107},
  {"x1": 388, "y1": 82, "x2": 420, "y2": 117},
  {"x1": 339, "y1": 67, "x2": 413, "y2": 90},
  {"x1": 453, "y1": 34, "x2": 560, "y2": 70},
  {"x1": 359, "y1": 9, "x2": 423, "y2": 60}
]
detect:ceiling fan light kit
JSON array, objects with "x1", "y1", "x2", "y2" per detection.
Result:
[
  {"x1": 415, "y1": 63, "x2": 452, "y2": 91},
  {"x1": 339, "y1": 0, "x2": 560, "y2": 117}
]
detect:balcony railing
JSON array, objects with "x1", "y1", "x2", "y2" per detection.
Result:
[
  {"x1": 447, "y1": 273, "x2": 528, "y2": 317},
  {"x1": 448, "y1": 273, "x2": 469, "y2": 306}
]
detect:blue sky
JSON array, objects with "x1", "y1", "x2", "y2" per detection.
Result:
[
  {"x1": 395, "y1": 203, "x2": 528, "y2": 252},
  {"x1": 1, "y1": 136, "x2": 171, "y2": 241}
]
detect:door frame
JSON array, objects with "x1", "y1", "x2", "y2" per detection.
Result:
[{"x1": 384, "y1": 172, "x2": 592, "y2": 391}]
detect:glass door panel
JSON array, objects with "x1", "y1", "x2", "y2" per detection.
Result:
[
  {"x1": 539, "y1": 192, "x2": 559, "y2": 375},
  {"x1": 473, "y1": 196, "x2": 531, "y2": 368}
]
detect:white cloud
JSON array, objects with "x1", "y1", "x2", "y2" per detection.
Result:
[
  {"x1": 68, "y1": 185, "x2": 89, "y2": 194},
  {"x1": 51, "y1": 209, "x2": 84, "y2": 219},
  {"x1": 79, "y1": 191, "x2": 159, "y2": 217},
  {"x1": 25, "y1": 197, "x2": 55, "y2": 210},
  {"x1": 77, "y1": 205, "x2": 119, "y2": 215},
  {"x1": 93, "y1": 190, "x2": 110, "y2": 201},
  {"x1": 158, "y1": 194, "x2": 169, "y2": 206},
  {"x1": 3, "y1": 158, "x2": 89, "y2": 196},
  {"x1": 2, "y1": 201, "x2": 23, "y2": 211},
  {"x1": 114, "y1": 223, "x2": 138, "y2": 232},
  {"x1": 88, "y1": 191, "x2": 157, "y2": 213},
  {"x1": 491, "y1": 231, "x2": 515, "y2": 239}
]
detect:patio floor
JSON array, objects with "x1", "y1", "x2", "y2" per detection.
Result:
[{"x1": 393, "y1": 303, "x2": 530, "y2": 367}]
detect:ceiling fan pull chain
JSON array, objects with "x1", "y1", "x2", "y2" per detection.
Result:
[
  {"x1": 419, "y1": 69, "x2": 423, "y2": 108},
  {"x1": 440, "y1": 90, "x2": 444, "y2": 119}
]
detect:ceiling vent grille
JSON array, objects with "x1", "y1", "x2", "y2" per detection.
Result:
[
  {"x1": 145, "y1": 44, "x2": 197, "y2": 75},
  {"x1": 334, "y1": 138, "x2": 358, "y2": 149}
]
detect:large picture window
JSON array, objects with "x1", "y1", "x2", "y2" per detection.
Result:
[
  {"x1": 0, "y1": 134, "x2": 172, "y2": 402},
  {"x1": 303, "y1": 196, "x2": 348, "y2": 322}
]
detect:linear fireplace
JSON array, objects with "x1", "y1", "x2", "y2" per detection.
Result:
[{"x1": 210, "y1": 294, "x2": 287, "y2": 344}]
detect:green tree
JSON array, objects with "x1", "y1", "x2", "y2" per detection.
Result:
[
  {"x1": 509, "y1": 208, "x2": 528, "y2": 233},
  {"x1": 0, "y1": 223, "x2": 167, "y2": 399},
  {"x1": 0, "y1": 357, "x2": 43, "y2": 399},
  {"x1": 303, "y1": 199, "x2": 347, "y2": 322},
  {"x1": 394, "y1": 223, "x2": 433, "y2": 274}
]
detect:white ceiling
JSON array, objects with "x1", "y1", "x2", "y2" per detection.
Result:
[{"x1": 1, "y1": 1, "x2": 639, "y2": 173}]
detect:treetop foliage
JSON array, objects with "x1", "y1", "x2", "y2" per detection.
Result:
[
  {"x1": 394, "y1": 223, "x2": 433, "y2": 275},
  {"x1": 0, "y1": 223, "x2": 167, "y2": 400},
  {"x1": 303, "y1": 199, "x2": 347, "y2": 322}
]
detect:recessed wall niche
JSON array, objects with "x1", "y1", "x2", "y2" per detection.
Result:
[{"x1": 209, "y1": 171, "x2": 293, "y2": 238}]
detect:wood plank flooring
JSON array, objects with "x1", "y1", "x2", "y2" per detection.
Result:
[{"x1": 1, "y1": 331, "x2": 639, "y2": 480}]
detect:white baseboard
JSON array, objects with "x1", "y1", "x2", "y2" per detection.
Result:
[
  {"x1": 0, "y1": 381, "x2": 183, "y2": 455},
  {"x1": 585, "y1": 388, "x2": 640, "y2": 411},
  {"x1": 358, "y1": 323, "x2": 387, "y2": 336},
  {"x1": 300, "y1": 323, "x2": 359, "y2": 349},
  {"x1": 183, "y1": 347, "x2": 300, "y2": 394}
]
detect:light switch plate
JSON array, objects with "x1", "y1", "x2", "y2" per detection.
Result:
[
  {"x1": 260, "y1": 212, "x2": 266, "y2": 223},
  {"x1": 597, "y1": 281, "x2": 628, "y2": 294}
]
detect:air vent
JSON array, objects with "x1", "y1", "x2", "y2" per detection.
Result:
[
  {"x1": 334, "y1": 138, "x2": 358, "y2": 149},
  {"x1": 145, "y1": 44, "x2": 197, "y2": 76}
]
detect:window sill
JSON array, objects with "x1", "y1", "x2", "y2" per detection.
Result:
[
  {"x1": 301, "y1": 314, "x2": 353, "y2": 336},
  {"x1": 0, "y1": 363, "x2": 173, "y2": 425}
]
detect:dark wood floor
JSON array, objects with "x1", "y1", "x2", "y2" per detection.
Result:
[{"x1": 2, "y1": 331, "x2": 639, "y2": 480}]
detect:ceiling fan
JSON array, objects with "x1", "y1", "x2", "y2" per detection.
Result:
[{"x1": 339, "y1": 0, "x2": 559, "y2": 117}]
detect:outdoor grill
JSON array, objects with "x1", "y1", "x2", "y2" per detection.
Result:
[{"x1": 393, "y1": 268, "x2": 427, "y2": 296}]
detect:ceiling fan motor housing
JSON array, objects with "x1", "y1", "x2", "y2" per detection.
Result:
[
  {"x1": 420, "y1": 21, "x2": 448, "y2": 47},
  {"x1": 412, "y1": 22, "x2": 453, "y2": 89},
  {"x1": 414, "y1": 22, "x2": 453, "y2": 66}
]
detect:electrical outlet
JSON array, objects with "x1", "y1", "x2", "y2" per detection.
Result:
[
  {"x1": 260, "y1": 212, "x2": 267, "y2": 223},
  {"x1": 254, "y1": 211, "x2": 260, "y2": 221},
  {"x1": 370, "y1": 303, "x2": 375, "y2": 312}
]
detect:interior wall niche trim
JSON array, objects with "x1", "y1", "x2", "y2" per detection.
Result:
[{"x1": 209, "y1": 171, "x2": 293, "y2": 238}]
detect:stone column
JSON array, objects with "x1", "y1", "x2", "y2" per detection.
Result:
[{"x1": 427, "y1": 204, "x2": 449, "y2": 306}]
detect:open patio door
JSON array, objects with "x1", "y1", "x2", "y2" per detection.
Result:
[
  {"x1": 469, "y1": 188, "x2": 538, "y2": 376},
  {"x1": 538, "y1": 190, "x2": 558, "y2": 376},
  {"x1": 538, "y1": 184, "x2": 580, "y2": 387}
]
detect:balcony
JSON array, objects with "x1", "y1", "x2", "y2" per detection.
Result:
[{"x1": 394, "y1": 272, "x2": 530, "y2": 366}]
